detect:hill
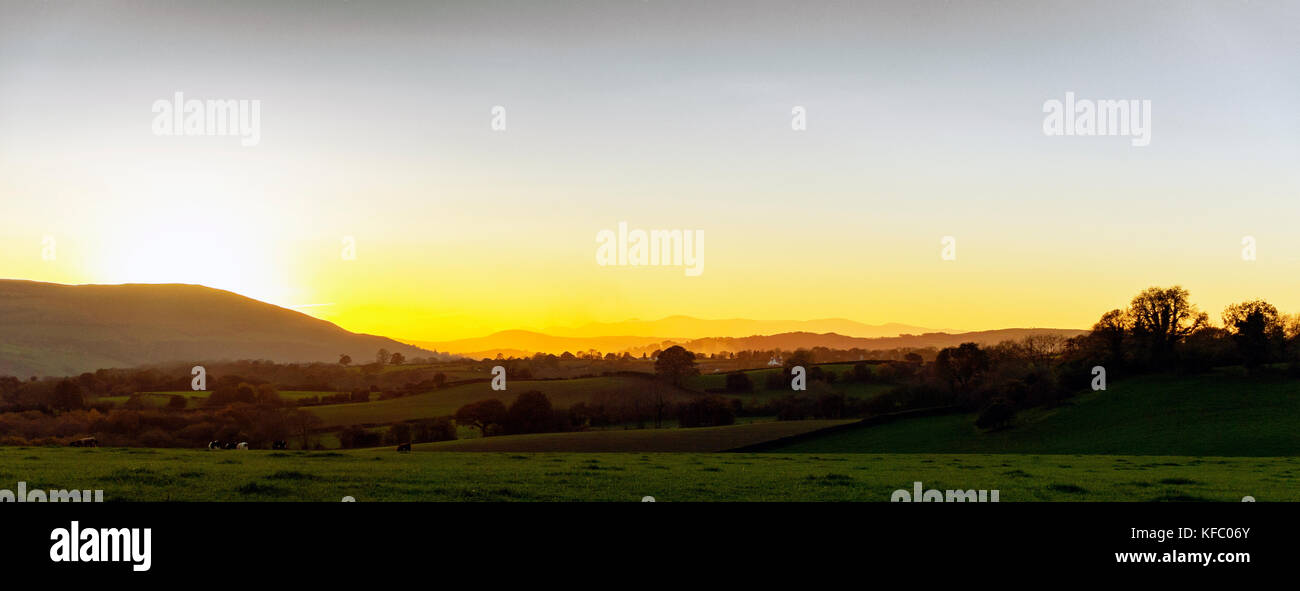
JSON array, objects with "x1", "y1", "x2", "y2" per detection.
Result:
[
  {"x1": 0, "y1": 280, "x2": 433, "y2": 377},
  {"x1": 539, "y1": 316, "x2": 943, "y2": 339},
  {"x1": 418, "y1": 327, "x2": 1087, "y2": 358},
  {"x1": 766, "y1": 371, "x2": 1300, "y2": 456},
  {"x1": 645, "y1": 328, "x2": 1088, "y2": 356},
  {"x1": 410, "y1": 331, "x2": 672, "y2": 360}
]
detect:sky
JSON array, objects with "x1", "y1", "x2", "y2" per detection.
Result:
[{"x1": 2, "y1": 0, "x2": 1298, "y2": 341}]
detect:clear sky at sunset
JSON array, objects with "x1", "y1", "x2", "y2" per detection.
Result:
[{"x1": 2, "y1": 1, "x2": 1298, "y2": 341}]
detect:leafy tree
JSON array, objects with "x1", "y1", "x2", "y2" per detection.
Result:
[
  {"x1": 934, "y1": 343, "x2": 989, "y2": 394},
  {"x1": 389, "y1": 352, "x2": 406, "y2": 366},
  {"x1": 388, "y1": 422, "x2": 412, "y2": 445},
  {"x1": 782, "y1": 349, "x2": 814, "y2": 376},
  {"x1": 677, "y1": 395, "x2": 736, "y2": 427},
  {"x1": 51, "y1": 379, "x2": 84, "y2": 412},
  {"x1": 850, "y1": 362, "x2": 873, "y2": 383},
  {"x1": 454, "y1": 399, "x2": 507, "y2": 437},
  {"x1": 1128, "y1": 286, "x2": 1207, "y2": 361},
  {"x1": 338, "y1": 354, "x2": 352, "y2": 367},
  {"x1": 654, "y1": 345, "x2": 698, "y2": 387},
  {"x1": 504, "y1": 391, "x2": 555, "y2": 435},
  {"x1": 1091, "y1": 308, "x2": 1129, "y2": 366},
  {"x1": 1223, "y1": 300, "x2": 1283, "y2": 367},
  {"x1": 376, "y1": 348, "x2": 391, "y2": 365}
]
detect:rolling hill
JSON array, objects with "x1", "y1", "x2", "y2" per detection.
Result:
[
  {"x1": 0, "y1": 280, "x2": 433, "y2": 377},
  {"x1": 766, "y1": 371, "x2": 1300, "y2": 456}
]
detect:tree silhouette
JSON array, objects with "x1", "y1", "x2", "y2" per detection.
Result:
[
  {"x1": 1127, "y1": 286, "x2": 1207, "y2": 362},
  {"x1": 454, "y1": 399, "x2": 507, "y2": 437},
  {"x1": 1223, "y1": 300, "x2": 1282, "y2": 367},
  {"x1": 934, "y1": 342, "x2": 989, "y2": 393},
  {"x1": 654, "y1": 345, "x2": 698, "y2": 388}
]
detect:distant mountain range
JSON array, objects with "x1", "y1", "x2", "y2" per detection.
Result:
[
  {"x1": 0, "y1": 280, "x2": 434, "y2": 377},
  {"x1": 412, "y1": 316, "x2": 955, "y2": 358},
  {"x1": 414, "y1": 327, "x2": 1088, "y2": 359},
  {"x1": 539, "y1": 316, "x2": 949, "y2": 340}
]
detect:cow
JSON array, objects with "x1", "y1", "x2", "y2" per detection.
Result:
[
  {"x1": 396, "y1": 442, "x2": 412, "y2": 452},
  {"x1": 223, "y1": 442, "x2": 237, "y2": 450},
  {"x1": 208, "y1": 440, "x2": 222, "y2": 450},
  {"x1": 236, "y1": 442, "x2": 249, "y2": 450},
  {"x1": 70, "y1": 437, "x2": 98, "y2": 448},
  {"x1": 272, "y1": 440, "x2": 287, "y2": 450}
]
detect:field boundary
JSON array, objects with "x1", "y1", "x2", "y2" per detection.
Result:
[{"x1": 725, "y1": 406, "x2": 961, "y2": 452}]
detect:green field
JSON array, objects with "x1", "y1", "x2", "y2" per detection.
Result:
[
  {"x1": 768, "y1": 372, "x2": 1300, "y2": 456},
  {"x1": 307, "y1": 376, "x2": 695, "y2": 427},
  {"x1": 97, "y1": 390, "x2": 335, "y2": 409},
  {"x1": 0, "y1": 446, "x2": 1292, "y2": 501},
  {"x1": 688, "y1": 365, "x2": 892, "y2": 401},
  {"x1": 411, "y1": 419, "x2": 856, "y2": 452}
]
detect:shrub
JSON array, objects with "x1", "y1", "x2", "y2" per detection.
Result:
[
  {"x1": 975, "y1": 399, "x2": 1016, "y2": 430},
  {"x1": 677, "y1": 396, "x2": 735, "y2": 428}
]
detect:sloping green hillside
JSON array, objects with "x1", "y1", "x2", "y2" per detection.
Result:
[{"x1": 769, "y1": 372, "x2": 1300, "y2": 456}]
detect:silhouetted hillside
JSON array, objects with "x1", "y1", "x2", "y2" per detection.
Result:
[{"x1": 0, "y1": 280, "x2": 433, "y2": 377}]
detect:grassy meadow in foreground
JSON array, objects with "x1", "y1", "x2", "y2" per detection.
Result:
[{"x1": 1, "y1": 447, "x2": 1294, "y2": 502}]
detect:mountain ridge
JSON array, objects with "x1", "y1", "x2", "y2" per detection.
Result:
[
  {"x1": 415, "y1": 327, "x2": 1088, "y2": 359},
  {"x1": 0, "y1": 280, "x2": 434, "y2": 377}
]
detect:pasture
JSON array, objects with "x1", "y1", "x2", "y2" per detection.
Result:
[
  {"x1": 410, "y1": 419, "x2": 857, "y2": 452},
  {"x1": 306, "y1": 376, "x2": 696, "y2": 427},
  {"x1": 1, "y1": 446, "x2": 1293, "y2": 501},
  {"x1": 768, "y1": 372, "x2": 1300, "y2": 456},
  {"x1": 96, "y1": 390, "x2": 335, "y2": 409}
]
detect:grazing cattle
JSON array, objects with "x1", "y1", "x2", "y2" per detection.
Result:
[
  {"x1": 223, "y1": 442, "x2": 237, "y2": 450},
  {"x1": 208, "y1": 441, "x2": 222, "y2": 450},
  {"x1": 272, "y1": 440, "x2": 287, "y2": 450},
  {"x1": 396, "y1": 442, "x2": 412, "y2": 452},
  {"x1": 70, "y1": 437, "x2": 98, "y2": 448},
  {"x1": 236, "y1": 442, "x2": 249, "y2": 450}
]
